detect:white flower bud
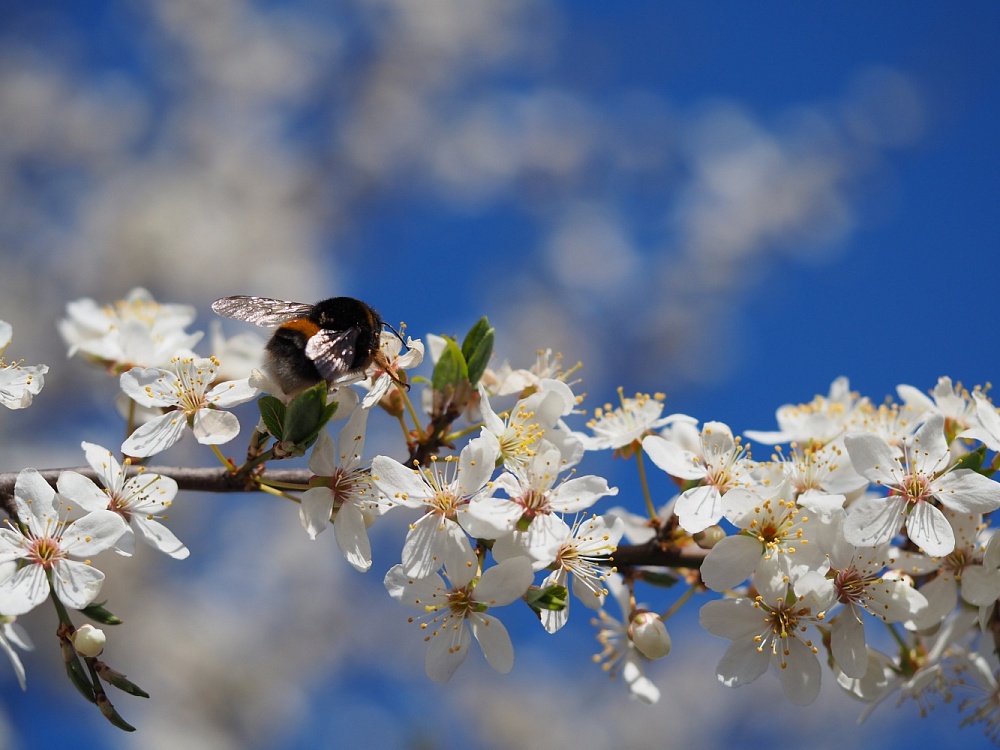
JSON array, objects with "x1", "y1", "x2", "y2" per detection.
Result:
[
  {"x1": 72, "y1": 624, "x2": 106, "y2": 658},
  {"x1": 628, "y1": 610, "x2": 672, "y2": 660},
  {"x1": 693, "y1": 525, "x2": 726, "y2": 549}
]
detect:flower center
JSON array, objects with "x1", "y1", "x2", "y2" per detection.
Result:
[
  {"x1": 834, "y1": 566, "x2": 867, "y2": 605},
  {"x1": 327, "y1": 468, "x2": 369, "y2": 508},
  {"x1": 900, "y1": 472, "x2": 932, "y2": 504},
  {"x1": 446, "y1": 586, "x2": 479, "y2": 618},
  {"x1": 517, "y1": 488, "x2": 549, "y2": 519},
  {"x1": 28, "y1": 537, "x2": 66, "y2": 569}
]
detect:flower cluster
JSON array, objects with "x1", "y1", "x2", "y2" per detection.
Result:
[
  {"x1": 633, "y1": 376, "x2": 1000, "y2": 721},
  {"x1": 0, "y1": 291, "x2": 997, "y2": 744},
  {"x1": 373, "y1": 378, "x2": 623, "y2": 681}
]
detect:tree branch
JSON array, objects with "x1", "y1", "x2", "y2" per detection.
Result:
[
  {"x1": 611, "y1": 539, "x2": 708, "y2": 570},
  {"x1": 0, "y1": 466, "x2": 309, "y2": 518},
  {"x1": 0, "y1": 465, "x2": 703, "y2": 570}
]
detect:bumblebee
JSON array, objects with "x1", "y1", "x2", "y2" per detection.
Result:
[{"x1": 211, "y1": 295, "x2": 405, "y2": 396}]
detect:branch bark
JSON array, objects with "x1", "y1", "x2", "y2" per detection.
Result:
[{"x1": 0, "y1": 465, "x2": 703, "y2": 570}]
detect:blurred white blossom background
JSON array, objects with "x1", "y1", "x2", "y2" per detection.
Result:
[{"x1": 0, "y1": 1, "x2": 998, "y2": 748}]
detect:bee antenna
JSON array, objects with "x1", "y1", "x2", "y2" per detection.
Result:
[{"x1": 385, "y1": 321, "x2": 408, "y2": 350}]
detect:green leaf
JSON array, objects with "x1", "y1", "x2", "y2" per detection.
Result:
[
  {"x1": 431, "y1": 337, "x2": 468, "y2": 391},
  {"x1": 257, "y1": 395, "x2": 286, "y2": 438},
  {"x1": 637, "y1": 570, "x2": 680, "y2": 588},
  {"x1": 462, "y1": 317, "x2": 494, "y2": 387},
  {"x1": 271, "y1": 383, "x2": 338, "y2": 457},
  {"x1": 80, "y1": 601, "x2": 122, "y2": 626}
]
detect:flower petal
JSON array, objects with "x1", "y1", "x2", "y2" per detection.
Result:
[
  {"x1": 56, "y1": 471, "x2": 110, "y2": 514},
  {"x1": 333, "y1": 501, "x2": 372, "y2": 572},
  {"x1": 371, "y1": 456, "x2": 430, "y2": 508},
  {"x1": 716, "y1": 637, "x2": 770, "y2": 687},
  {"x1": 700, "y1": 534, "x2": 762, "y2": 592},
  {"x1": 469, "y1": 613, "x2": 514, "y2": 674},
  {"x1": 548, "y1": 475, "x2": 617, "y2": 513},
  {"x1": 132, "y1": 517, "x2": 189, "y2": 560},
  {"x1": 474, "y1": 556, "x2": 534, "y2": 607},
  {"x1": 831, "y1": 608, "x2": 868, "y2": 678},
  {"x1": 843, "y1": 495, "x2": 907, "y2": 548},
  {"x1": 191, "y1": 408, "x2": 240, "y2": 445},
  {"x1": 961, "y1": 565, "x2": 1000, "y2": 607},
  {"x1": 457, "y1": 432, "x2": 499, "y2": 496},
  {"x1": 384, "y1": 565, "x2": 445, "y2": 609},
  {"x1": 425, "y1": 621, "x2": 470, "y2": 683},
  {"x1": 120, "y1": 367, "x2": 178, "y2": 408},
  {"x1": 13, "y1": 469, "x2": 57, "y2": 534},
  {"x1": 641, "y1": 435, "x2": 704, "y2": 481},
  {"x1": 932, "y1": 470, "x2": 1000, "y2": 514},
  {"x1": 337, "y1": 406, "x2": 369, "y2": 468},
  {"x1": 905, "y1": 501, "x2": 955, "y2": 557},
  {"x1": 307, "y1": 431, "x2": 338, "y2": 477},
  {"x1": 699, "y1": 597, "x2": 765, "y2": 640},
  {"x1": 61, "y1": 510, "x2": 127, "y2": 557},
  {"x1": 0, "y1": 563, "x2": 49, "y2": 616},
  {"x1": 674, "y1": 484, "x2": 723, "y2": 533},
  {"x1": 299, "y1": 487, "x2": 333, "y2": 540},
  {"x1": 779, "y1": 637, "x2": 822, "y2": 705},
  {"x1": 843, "y1": 433, "x2": 900, "y2": 486},
  {"x1": 49, "y1": 559, "x2": 105, "y2": 610},
  {"x1": 402, "y1": 515, "x2": 474, "y2": 581},
  {"x1": 122, "y1": 411, "x2": 187, "y2": 457},
  {"x1": 205, "y1": 378, "x2": 258, "y2": 408}
]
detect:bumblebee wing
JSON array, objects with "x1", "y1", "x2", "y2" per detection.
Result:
[
  {"x1": 305, "y1": 328, "x2": 360, "y2": 384},
  {"x1": 211, "y1": 296, "x2": 314, "y2": 328}
]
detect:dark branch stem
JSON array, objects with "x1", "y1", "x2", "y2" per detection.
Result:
[
  {"x1": 611, "y1": 539, "x2": 707, "y2": 570},
  {"x1": 0, "y1": 465, "x2": 700, "y2": 570},
  {"x1": 0, "y1": 466, "x2": 308, "y2": 518}
]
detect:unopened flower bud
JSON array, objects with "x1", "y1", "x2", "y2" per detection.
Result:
[
  {"x1": 72, "y1": 624, "x2": 106, "y2": 658},
  {"x1": 693, "y1": 525, "x2": 726, "y2": 549},
  {"x1": 379, "y1": 386, "x2": 406, "y2": 418},
  {"x1": 628, "y1": 610, "x2": 672, "y2": 660}
]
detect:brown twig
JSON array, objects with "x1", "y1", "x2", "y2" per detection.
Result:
[
  {"x1": 0, "y1": 466, "x2": 309, "y2": 518},
  {"x1": 0, "y1": 464, "x2": 701, "y2": 570}
]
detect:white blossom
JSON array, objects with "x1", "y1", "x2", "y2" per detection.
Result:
[
  {"x1": 59, "y1": 287, "x2": 202, "y2": 371},
  {"x1": 0, "y1": 469, "x2": 126, "y2": 615},
  {"x1": 57, "y1": 442, "x2": 188, "y2": 559},
  {"x1": 384, "y1": 545, "x2": 533, "y2": 683},
  {"x1": 371, "y1": 431, "x2": 499, "y2": 579},
  {"x1": 120, "y1": 355, "x2": 258, "y2": 457},
  {"x1": 300, "y1": 408, "x2": 390, "y2": 572},
  {"x1": 843, "y1": 415, "x2": 1000, "y2": 556},
  {"x1": 0, "y1": 321, "x2": 47, "y2": 410},
  {"x1": 700, "y1": 574, "x2": 836, "y2": 705}
]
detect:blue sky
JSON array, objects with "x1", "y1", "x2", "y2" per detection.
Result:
[{"x1": 0, "y1": 2, "x2": 999, "y2": 749}]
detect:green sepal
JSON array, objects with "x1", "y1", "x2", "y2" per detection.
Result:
[
  {"x1": 80, "y1": 601, "x2": 123, "y2": 626},
  {"x1": 97, "y1": 694, "x2": 137, "y2": 732},
  {"x1": 95, "y1": 661, "x2": 150, "y2": 699},
  {"x1": 431, "y1": 337, "x2": 468, "y2": 392},
  {"x1": 524, "y1": 584, "x2": 569, "y2": 614},
  {"x1": 61, "y1": 638, "x2": 96, "y2": 704},
  {"x1": 680, "y1": 478, "x2": 703, "y2": 493},
  {"x1": 954, "y1": 444, "x2": 989, "y2": 475},
  {"x1": 257, "y1": 395, "x2": 286, "y2": 438},
  {"x1": 461, "y1": 316, "x2": 494, "y2": 387}
]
